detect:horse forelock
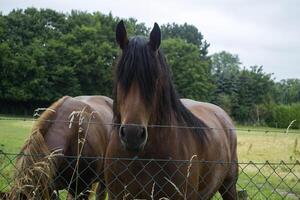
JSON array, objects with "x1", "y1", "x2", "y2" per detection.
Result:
[{"x1": 115, "y1": 37, "x2": 159, "y2": 103}]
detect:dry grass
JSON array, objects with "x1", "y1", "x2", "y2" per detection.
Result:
[{"x1": 9, "y1": 130, "x2": 61, "y2": 199}]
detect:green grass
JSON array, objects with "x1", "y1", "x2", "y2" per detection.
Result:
[
  {"x1": 237, "y1": 128, "x2": 300, "y2": 162},
  {"x1": 0, "y1": 116, "x2": 300, "y2": 199},
  {"x1": 0, "y1": 116, "x2": 33, "y2": 153},
  {"x1": 233, "y1": 126, "x2": 300, "y2": 199}
]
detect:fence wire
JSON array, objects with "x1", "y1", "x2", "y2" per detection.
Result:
[
  {"x1": 0, "y1": 152, "x2": 299, "y2": 200},
  {"x1": 0, "y1": 117, "x2": 299, "y2": 134}
]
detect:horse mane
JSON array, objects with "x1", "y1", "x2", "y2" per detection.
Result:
[
  {"x1": 10, "y1": 96, "x2": 70, "y2": 199},
  {"x1": 113, "y1": 36, "x2": 207, "y2": 137}
]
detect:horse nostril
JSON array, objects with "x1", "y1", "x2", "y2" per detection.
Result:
[
  {"x1": 119, "y1": 126, "x2": 126, "y2": 139},
  {"x1": 140, "y1": 127, "x2": 147, "y2": 139}
]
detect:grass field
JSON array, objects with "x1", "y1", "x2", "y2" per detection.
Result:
[{"x1": 0, "y1": 116, "x2": 299, "y2": 199}]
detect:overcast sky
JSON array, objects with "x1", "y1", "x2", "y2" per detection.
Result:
[{"x1": 1, "y1": 0, "x2": 300, "y2": 80}]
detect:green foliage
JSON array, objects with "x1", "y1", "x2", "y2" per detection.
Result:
[
  {"x1": 161, "y1": 38, "x2": 213, "y2": 101},
  {"x1": 211, "y1": 51, "x2": 241, "y2": 114},
  {"x1": 272, "y1": 79, "x2": 300, "y2": 104},
  {"x1": 211, "y1": 51, "x2": 240, "y2": 74},
  {"x1": 1, "y1": 8, "x2": 299, "y2": 127},
  {"x1": 161, "y1": 23, "x2": 209, "y2": 57},
  {"x1": 233, "y1": 66, "x2": 274, "y2": 123},
  {"x1": 210, "y1": 51, "x2": 276, "y2": 124},
  {"x1": 264, "y1": 103, "x2": 300, "y2": 129},
  {"x1": 0, "y1": 9, "x2": 121, "y2": 101},
  {"x1": 211, "y1": 51, "x2": 300, "y2": 126},
  {"x1": 0, "y1": 8, "x2": 212, "y2": 115}
]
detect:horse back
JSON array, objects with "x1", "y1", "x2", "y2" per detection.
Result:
[
  {"x1": 74, "y1": 95, "x2": 113, "y2": 131},
  {"x1": 42, "y1": 95, "x2": 113, "y2": 160}
]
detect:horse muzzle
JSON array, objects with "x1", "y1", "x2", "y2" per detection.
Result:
[{"x1": 119, "y1": 124, "x2": 148, "y2": 152}]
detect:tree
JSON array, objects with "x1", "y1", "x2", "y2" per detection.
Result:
[
  {"x1": 233, "y1": 66, "x2": 274, "y2": 123},
  {"x1": 0, "y1": 8, "x2": 212, "y2": 115},
  {"x1": 272, "y1": 79, "x2": 300, "y2": 104},
  {"x1": 161, "y1": 38, "x2": 213, "y2": 101},
  {"x1": 210, "y1": 51, "x2": 275, "y2": 123},
  {"x1": 211, "y1": 51, "x2": 240, "y2": 75},
  {"x1": 210, "y1": 51, "x2": 241, "y2": 114},
  {"x1": 161, "y1": 23, "x2": 209, "y2": 57}
]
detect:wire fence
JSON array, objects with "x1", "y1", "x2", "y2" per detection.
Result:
[
  {"x1": 0, "y1": 116, "x2": 300, "y2": 199},
  {"x1": 0, "y1": 117, "x2": 300, "y2": 134},
  {"x1": 0, "y1": 152, "x2": 299, "y2": 199}
]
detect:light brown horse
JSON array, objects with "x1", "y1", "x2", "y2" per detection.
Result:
[
  {"x1": 10, "y1": 95, "x2": 113, "y2": 199},
  {"x1": 104, "y1": 21, "x2": 238, "y2": 199}
]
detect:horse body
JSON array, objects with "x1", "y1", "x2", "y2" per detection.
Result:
[
  {"x1": 10, "y1": 95, "x2": 113, "y2": 199},
  {"x1": 104, "y1": 21, "x2": 238, "y2": 200},
  {"x1": 105, "y1": 99, "x2": 237, "y2": 199},
  {"x1": 50, "y1": 95, "x2": 113, "y2": 198},
  {"x1": 180, "y1": 99, "x2": 238, "y2": 199}
]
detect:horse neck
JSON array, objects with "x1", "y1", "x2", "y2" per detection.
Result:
[{"x1": 149, "y1": 82, "x2": 208, "y2": 141}]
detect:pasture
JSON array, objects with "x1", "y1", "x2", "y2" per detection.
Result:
[
  {"x1": 1, "y1": 116, "x2": 299, "y2": 160},
  {"x1": 0, "y1": 116, "x2": 299, "y2": 199}
]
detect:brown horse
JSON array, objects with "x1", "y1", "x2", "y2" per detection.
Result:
[
  {"x1": 104, "y1": 21, "x2": 238, "y2": 199},
  {"x1": 10, "y1": 95, "x2": 113, "y2": 199}
]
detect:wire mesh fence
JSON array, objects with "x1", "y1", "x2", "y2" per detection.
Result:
[
  {"x1": 0, "y1": 152, "x2": 299, "y2": 199},
  {"x1": 0, "y1": 116, "x2": 300, "y2": 199}
]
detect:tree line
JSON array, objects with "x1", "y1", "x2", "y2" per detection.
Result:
[
  {"x1": 210, "y1": 52, "x2": 300, "y2": 128},
  {"x1": 0, "y1": 8, "x2": 299, "y2": 128}
]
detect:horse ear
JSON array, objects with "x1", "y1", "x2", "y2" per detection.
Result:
[
  {"x1": 116, "y1": 20, "x2": 128, "y2": 49},
  {"x1": 149, "y1": 22, "x2": 161, "y2": 51}
]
